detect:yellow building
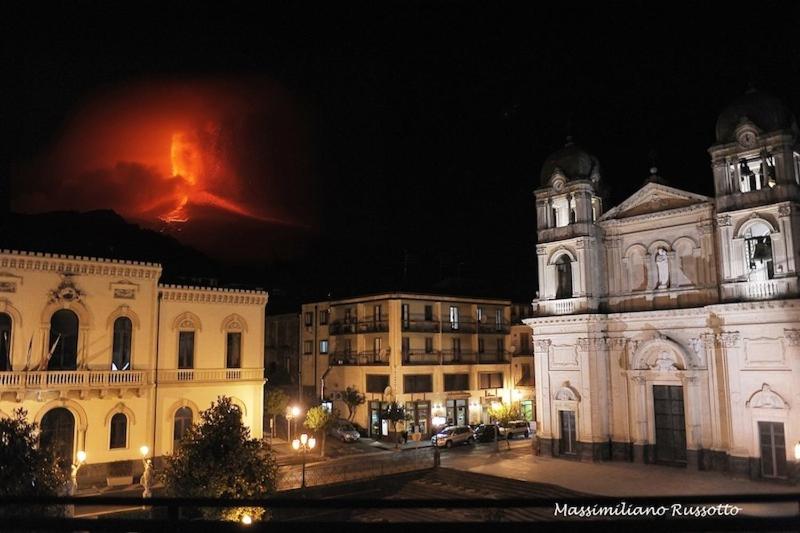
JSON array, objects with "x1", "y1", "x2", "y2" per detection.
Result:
[
  {"x1": 0, "y1": 250, "x2": 266, "y2": 486},
  {"x1": 300, "y1": 293, "x2": 534, "y2": 438}
]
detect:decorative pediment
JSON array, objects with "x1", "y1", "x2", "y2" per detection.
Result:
[
  {"x1": 746, "y1": 383, "x2": 788, "y2": 409},
  {"x1": 599, "y1": 183, "x2": 712, "y2": 221},
  {"x1": 632, "y1": 335, "x2": 689, "y2": 371},
  {"x1": 554, "y1": 381, "x2": 580, "y2": 401}
]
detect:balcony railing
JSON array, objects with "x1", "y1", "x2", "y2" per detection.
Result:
[
  {"x1": 157, "y1": 368, "x2": 264, "y2": 383},
  {"x1": 477, "y1": 321, "x2": 510, "y2": 334},
  {"x1": 328, "y1": 351, "x2": 390, "y2": 366},
  {"x1": 402, "y1": 349, "x2": 441, "y2": 365},
  {"x1": 0, "y1": 370, "x2": 150, "y2": 391},
  {"x1": 401, "y1": 317, "x2": 440, "y2": 332},
  {"x1": 441, "y1": 320, "x2": 476, "y2": 334},
  {"x1": 329, "y1": 321, "x2": 357, "y2": 335},
  {"x1": 477, "y1": 351, "x2": 509, "y2": 364},
  {"x1": 441, "y1": 350, "x2": 478, "y2": 364}
]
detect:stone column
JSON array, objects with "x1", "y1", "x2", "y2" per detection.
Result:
[{"x1": 630, "y1": 373, "x2": 648, "y2": 463}]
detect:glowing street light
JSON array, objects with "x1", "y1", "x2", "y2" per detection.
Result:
[
  {"x1": 287, "y1": 405, "x2": 302, "y2": 442},
  {"x1": 241, "y1": 514, "x2": 252, "y2": 525},
  {"x1": 140, "y1": 445, "x2": 153, "y2": 499},
  {"x1": 292, "y1": 433, "x2": 316, "y2": 489},
  {"x1": 69, "y1": 451, "x2": 86, "y2": 496}
]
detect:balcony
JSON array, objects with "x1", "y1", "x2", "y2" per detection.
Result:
[
  {"x1": 329, "y1": 321, "x2": 357, "y2": 335},
  {"x1": 441, "y1": 350, "x2": 478, "y2": 364},
  {"x1": 477, "y1": 321, "x2": 509, "y2": 334},
  {"x1": 722, "y1": 278, "x2": 793, "y2": 302},
  {"x1": 478, "y1": 351, "x2": 509, "y2": 364},
  {"x1": 328, "y1": 351, "x2": 390, "y2": 366},
  {"x1": 402, "y1": 350, "x2": 441, "y2": 365},
  {"x1": 401, "y1": 317, "x2": 440, "y2": 333},
  {"x1": 533, "y1": 296, "x2": 597, "y2": 316},
  {"x1": 0, "y1": 370, "x2": 151, "y2": 398},
  {"x1": 441, "y1": 320, "x2": 476, "y2": 334},
  {"x1": 157, "y1": 368, "x2": 264, "y2": 384},
  {"x1": 356, "y1": 317, "x2": 390, "y2": 333}
]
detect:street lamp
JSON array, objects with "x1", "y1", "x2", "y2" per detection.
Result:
[
  {"x1": 287, "y1": 405, "x2": 302, "y2": 442},
  {"x1": 292, "y1": 433, "x2": 317, "y2": 489},
  {"x1": 140, "y1": 445, "x2": 153, "y2": 499},
  {"x1": 69, "y1": 451, "x2": 86, "y2": 496}
]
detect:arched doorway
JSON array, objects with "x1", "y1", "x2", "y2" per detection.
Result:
[
  {"x1": 49, "y1": 309, "x2": 79, "y2": 370},
  {"x1": 555, "y1": 255, "x2": 573, "y2": 299},
  {"x1": 40, "y1": 408, "x2": 75, "y2": 470}
]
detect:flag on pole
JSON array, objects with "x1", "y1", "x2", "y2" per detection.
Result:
[
  {"x1": 43, "y1": 334, "x2": 61, "y2": 371},
  {"x1": 2, "y1": 331, "x2": 9, "y2": 371},
  {"x1": 24, "y1": 335, "x2": 33, "y2": 371}
]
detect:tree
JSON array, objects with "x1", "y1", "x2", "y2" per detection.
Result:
[
  {"x1": 0, "y1": 408, "x2": 68, "y2": 518},
  {"x1": 487, "y1": 402, "x2": 521, "y2": 426},
  {"x1": 342, "y1": 386, "x2": 365, "y2": 422},
  {"x1": 161, "y1": 396, "x2": 277, "y2": 522},
  {"x1": 264, "y1": 388, "x2": 288, "y2": 439},
  {"x1": 382, "y1": 402, "x2": 406, "y2": 449},
  {"x1": 303, "y1": 405, "x2": 337, "y2": 457}
]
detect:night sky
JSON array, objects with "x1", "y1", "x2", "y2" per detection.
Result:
[{"x1": 6, "y1": 3, "x2": 800, "y2": 308}]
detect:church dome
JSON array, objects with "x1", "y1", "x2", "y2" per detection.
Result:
[
  {"x1": 715, "y1": 88, "x2": 798, "y2": 144},
  {"x1": 539, "y1": 137, "x2": 601, "y2": 186}
]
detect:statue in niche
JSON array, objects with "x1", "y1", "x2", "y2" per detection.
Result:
[{"x1": 655, "y1": 248, "x2": 670, "y2": 289}]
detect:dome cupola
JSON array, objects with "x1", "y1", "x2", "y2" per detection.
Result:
[
  {"x1": 715, "y1": 88, "x2": 798, "y2": 145},
  {"x1": 539, "y1": 137, "x2": 601, "y2": 187}
]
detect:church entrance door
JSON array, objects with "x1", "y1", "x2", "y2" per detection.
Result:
[{"x1": 653, "y1": 385, "x2": 687, "y2": 465}]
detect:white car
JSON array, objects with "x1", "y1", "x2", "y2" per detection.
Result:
[
  {"x1": 329, "y1": 420, "x2": 360, "y2": 442},
  {"x1": 431, "y1": 425, "x2": 474, "y2": 448}
]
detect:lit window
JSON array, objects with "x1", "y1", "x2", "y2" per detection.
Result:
[
  {"x1": 449, "y1": 306, "x2": 459, "y2": 330},
  {"x1": 173, "y1": 407, "x2": 193, "y2": 444},
  {"x1": 319, "y1": 339, "x2": 329, "y2": 354}
]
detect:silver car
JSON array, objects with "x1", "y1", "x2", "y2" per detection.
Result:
[
  {"x1": 431, "y1": 425, "x2": 474, "y2": 448},
  {"x1": 498, "y1": 420, "x2": 531, "y2": 439},
  {"x1": 329, "y1": 420, "x2": 360, "y2": 442}
]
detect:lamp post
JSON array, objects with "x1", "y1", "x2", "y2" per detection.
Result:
[
  {"x1": 140, "y1": 445, "x2": 153, "y2": 499},
  {"x1": 287, "y1": 405, "x2": 301, "y2": 442},
  {"x1": 69, "y1": 450, "x2": 86, "y2": 496},
  {"x1": 292, "y1": 433, "x2": 317, "y2": 489}
]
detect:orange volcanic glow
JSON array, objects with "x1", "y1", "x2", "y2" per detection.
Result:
[
  {"x1": 161, "y1": 129, "x2": 274, "y2": 224},
  {"x1": 11, "y1": 79, "x2": 315, "y2": 232}
]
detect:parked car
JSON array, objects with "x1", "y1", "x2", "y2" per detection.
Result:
[
  {"x1": 329, "y1": 420, "x2": 361, "y2": 442},
  {"x1": 431, "y1": 425, "x2": 474, "y2": 448},
  {"x1": 498, "y1": 420, "x2": 531, "y2": 439},
  {"x1": 473, "y1": 423, "x2": 500, "y2": 442}
]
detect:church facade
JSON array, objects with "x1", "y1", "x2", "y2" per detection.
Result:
[
  {"x1": 0, "y1": 250, "x2": 266, "y2": 486},
  {"x1": 525, "y1": 89, "x2": 800, "y2": 481}
]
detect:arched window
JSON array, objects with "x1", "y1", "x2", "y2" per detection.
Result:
[
  {"x1": 112, "y1": 317, "x2": 132, "y2": 371},
  {"x1": 743, "y1": 221, "x2": 774, "y2": 280},
  {"x1": 109, "y1": 412, "x2": 128, "y2": 449},
  {"x1": 555, "y1": 255, "x2": 573, "y2": 299},
  {"x1": 40, "y1": 408, "x2": 75, "y2": 470},
  {"x1": 173, "y1": 406, "x2": 193, "y2": 444},
  {"x1": 49, "y1": 309, "x2": 79, "y2": 370},
  {"x1": 0, "y1": 313, "x2": 11, "y2": 371}
]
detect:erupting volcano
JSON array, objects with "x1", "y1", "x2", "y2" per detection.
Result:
[
  {"x1": 10, "y1": 78, "x2": 317, "y2": 261},
  {"x1": 160, "y1": 130, "x2": 273, "y2": 225}
]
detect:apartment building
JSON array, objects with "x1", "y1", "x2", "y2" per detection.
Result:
[{"x1": 300, "y1": 293, "x2": 534, "y2": 438}]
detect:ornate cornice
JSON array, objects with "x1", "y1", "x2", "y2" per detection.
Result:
[
  {"x1": 0, "y1": 250, "x2": 161, "y2": 280},
  {"x1": 160, "y1": 285, "x2": 268, "y2": 306},
  {"x1": 599, "y1": 202, "x2": 713, "y2": 228}
]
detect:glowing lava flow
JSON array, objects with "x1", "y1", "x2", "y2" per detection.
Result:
[{"x1": 160, "y1": 130, "x2": 265, "y2": 223}]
